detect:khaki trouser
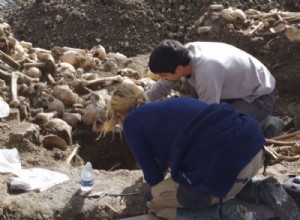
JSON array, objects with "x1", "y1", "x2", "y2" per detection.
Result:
[{"x1": 147, "y1": 149, "x2": 264, "y2": 219}]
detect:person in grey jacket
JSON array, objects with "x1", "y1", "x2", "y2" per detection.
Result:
[{"x1": 146, "y1": 40, "x2": 283, "y2": 138}]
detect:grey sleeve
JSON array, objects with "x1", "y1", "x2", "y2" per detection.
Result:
[{"x1": 145, "y1": 79, "x2": 176, "y2": 102}]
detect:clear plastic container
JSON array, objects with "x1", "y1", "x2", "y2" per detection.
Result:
[{"x1": 80, "y1": 161, "x2": 95, "y2": 192}]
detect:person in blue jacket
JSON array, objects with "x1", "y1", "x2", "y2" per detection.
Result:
[{"x1": 102, "y1": 82, "x2": 299, "y2": 220}]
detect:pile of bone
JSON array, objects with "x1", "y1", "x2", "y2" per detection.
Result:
[
  {"x1": 195, "y1": 4, "x2": 300, "y2": 42},
  {"x1": 0, "y1": 21, "x2": 161, "y2": 152},
  {"x1": 265, "y1": 130, "x2": 300, "y2": 165}
]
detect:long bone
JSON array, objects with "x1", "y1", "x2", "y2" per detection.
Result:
[
  {"x1": 23, "y1": 62, "x2": 47, "y2": 68},
  {"x1": 0, "y1": 50, "x2": 20, "y2": 70},
  {"x1": 17, "y1": 71, "x2": 39, "y2": 84},
  {"x1": 74, "y1": 75, "x2": 123, "y2": 88},
  {"x1": 0, "y1": 69, "x2": 39, "y2": 84},
  {"x1": 9, "y1": 72, "x2": 20, "y2": 107},
  {"x1": 66, "y1": 144, "x2": 81, "y2": 164},
  {"x1": 51, "y1": 46, "x2": 87, "y2": 57}
]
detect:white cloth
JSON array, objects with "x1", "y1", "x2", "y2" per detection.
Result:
[
  {"x1": 0, "y1": 148, "x2": 21, "y2": 173},
  {"x1": 11, "y1": 168, "x2": 70, "y2": 192},
  {"x1": 0, "y1": 100, "x2": 10, "y2": 118},
  {"x1": 0, "y1": 148, "x2": 69, "y2": 192}
]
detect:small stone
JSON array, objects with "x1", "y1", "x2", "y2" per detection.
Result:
[
  {"x1": 7, "y1": 108, "x2": 20, "y2": 121},
  {"x1": 55, "y1": 15, "x2": 63, "y2": 23}
]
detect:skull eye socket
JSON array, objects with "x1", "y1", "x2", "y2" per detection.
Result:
[
  {"x1": 48, "y1": 96, "x2": 54, "y2": 102},
  {"x1": 95, "y1": 119, "x2": 103, "y2": 128}
]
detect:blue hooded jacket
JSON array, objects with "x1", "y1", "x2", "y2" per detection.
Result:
[
  {"x1": 123, "y1": 98, "x2": 264, "y2": 197},
  {"x1": 170, "y1": 103, "x2": 265, "y2": 198}
]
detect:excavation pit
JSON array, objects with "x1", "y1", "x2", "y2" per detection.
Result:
[{"x1": 73, "y1": 127, "x2": 137, "y2": 171}]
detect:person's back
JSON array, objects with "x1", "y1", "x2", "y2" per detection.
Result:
[
  {"x1": 184, "y1": 42, "x2": 275, "y2": 103},
  {"x1": 124, "y1": 97, "x2": 207, "y2": 146},
  {"x1": 123, "y1": 97, "x2": 264, "y2": 195},
  {"x1": 123, "y1": 98, "x2": 208, "y2": 185}
]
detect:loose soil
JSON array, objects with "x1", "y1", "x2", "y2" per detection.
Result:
[{"x1": 0, "y1": 0, "x2": 300, "y2": 219}]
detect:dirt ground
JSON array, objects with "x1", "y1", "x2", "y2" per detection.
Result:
[{"x1": 0, "y1": 0, "x2": 300, "y2": 219}]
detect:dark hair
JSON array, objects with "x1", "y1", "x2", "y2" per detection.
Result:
[{"x1": 148, "y1": 40, "x2": 191, "y2": 74}]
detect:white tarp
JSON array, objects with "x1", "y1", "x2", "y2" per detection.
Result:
[
  {"x1": 0, "y1": 100, "x2": 10, "y2": 118},
  {"x1": 0, "y1": 148, "x2": 21, "y2": 173},
  {"x1": 0, "y1": 148, "x2": 69, "y2": 192},
  {"x1": 10, "y1": 168, "x2": 70, "y2": 192}
]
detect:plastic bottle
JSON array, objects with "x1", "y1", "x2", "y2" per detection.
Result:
[{"x1": 80, "y1": 161, "x2": 95, "y2": 192}]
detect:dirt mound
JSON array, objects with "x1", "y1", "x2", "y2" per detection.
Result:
[
  {"x1": 0, "y1": 0, "x2": 282, "y2": 56},
  {"x1": 0, "y1": 0, "x2": 300, "y2": 219}
]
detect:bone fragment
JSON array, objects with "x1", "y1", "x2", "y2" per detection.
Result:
[
  {"x1": 47, "y1": 73, "x2": 56, "y2": 85},
  {"x1": 66, "y1": 144, "x2": 80, "y2": 164},
  {"x1": 108, "y1": 163, "x2": 122, "y2": 171},
  {"x1": 249, "y1": 21, "x2": 264, "y2": 35},
  {"x1": 75, "y1": 75, "x2": 123, "y2": 88},
  {"x1": 265, "y1": 138, "x2": 296, "y2": 145},
  {"x1": 265, "y1": 144, "x2": 300, "y2": 165},
  {"x1": 0, "y1": 70, "x2": 39, "y2": 84},
  {"x1": 36, "y1": 112, "x2": 57, "y2": 123},
  {"x1": 286, "y1": 16, "x2": 300, "y2": 23},
  {"x1": 0, "y1": 50, "x2": 20, "y2": 70},
  {"x1": 52, "y1": 46, "x2": 87, "y2": 56},
  {"x1": 18, "y1": 41, "x2": 32, "y2": 50},
  {"x1": 9, "y1": 72, "x2": 20, "y2": 107},
  {"x1": 23, "y1": 62, "x2": 46, "y2": 68},
  {"x1": 209, "y1": 4, "x2": 224, "y2": 11},
  {"x1": 16, "y1": 71, "x2": 39, "y2": 84},
  {"x1": 272, "y1": 130, "x2": 300, "y2": 141}
]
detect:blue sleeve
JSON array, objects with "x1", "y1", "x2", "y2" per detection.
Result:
[{"x1": 123, "y1": 114, "x2": 164, "y2": 186}]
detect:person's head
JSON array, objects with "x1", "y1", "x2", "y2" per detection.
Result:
[
  {"x1": 101, "y1": 82, "x2": 147, "y2": 137},
  {"x1": 148, "y1": 39, "x2": 191, "y2": 81}
]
